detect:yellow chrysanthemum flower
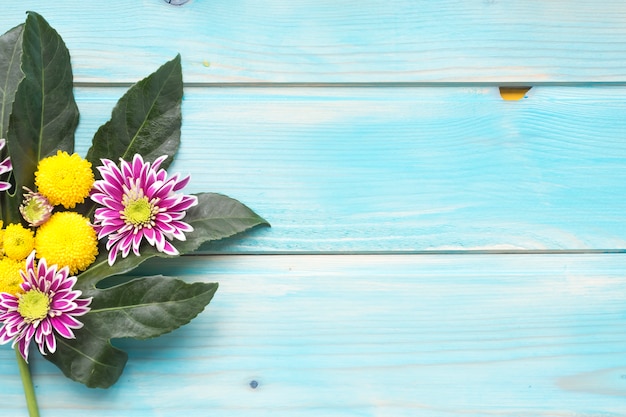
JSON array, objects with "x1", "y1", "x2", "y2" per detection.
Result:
[
  {"x1": 3, "y1": 223, "x2": 35, "y2": 261},
  {"x1": 35, "y1": 151, "x2": 95, "y2": 209},
  {"x1": 35, "y1": 212, "x2": 99, "y2": 275},
  {"x1": 0, "y1": 257, "x2": 25, "y2": 295}
]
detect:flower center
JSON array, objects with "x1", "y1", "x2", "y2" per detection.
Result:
[
  {"x1": 122, "y1": 196, "x2": 156, "y2": 227},
  {"x1": 17, "y1": 290, "x2": 50, "y2": 322}
]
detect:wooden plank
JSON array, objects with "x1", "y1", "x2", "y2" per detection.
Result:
[
  {"x1": 4, "y1": 1, "x2": 626, "y2": 84},
  {"x1": 2, "y1": 253, "x2": 625, "y2": 416},
  {"x1": 72, "y1": 85, "x2": 626, "y2": 252}
]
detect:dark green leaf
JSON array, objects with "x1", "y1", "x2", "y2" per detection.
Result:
[
  {"x1": 86, "y1": 55, "x2": 182, "y2": 170},
  {"x1": 5, "y1": 12, "x2": 78, "y2": 222},
  {"x1": 177, "y1": 192, "x2": 270, "y2": 254},
  {"x1": 45, "y1": 325, "x2": 128, "y2": 389},
  {"x1": 47, "y1": 276, "x2": 217, "y2": 388},
  {"x1": 83, "y1": 276, "x2": 218, "y2": 338},
  {"x1": 0, "y1": 23, "x2": 24, "y2": 140},
  {"x1": 0, "y1": 23, "x2": 24, "y2": 222}
]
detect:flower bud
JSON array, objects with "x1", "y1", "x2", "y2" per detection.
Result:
[{"x1": 19, "y1": 187, "x2": 53, "y2": 227}]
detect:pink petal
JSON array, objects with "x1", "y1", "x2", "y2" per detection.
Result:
[
  {"x1": 168, "y1": 196, "x2": 198, "y2": 212},
  {"x1": 161, "y1": 240, "x2": 179, "y2": 256},
  {"x1": 17, "y1": 335, "x2": 30, "y2": 362},
  {"x1": 51, "y1": 299, "x2": 74, "y2": 311},
  {"x1": 152, "y1": 230, "x2": 167, "y2": 251},
  {"x1": 71, "y1": 299, "x2": 92, "y2": 316},
  {"x1": 154, "y1": 220, "x2": 176, "y2": 235},
  {"x1": 39, "y1": 319, "x2": 52, "y2": 338},
  {"x1": 120, "y1": 235, "x2": 134, "y2": 258},
  {"x1": 173, "y1": 174, "x2": 191, "y2": 192},
  {"x1": 108, "y1": 246, "x2": 119, "y2": 265},
  {"x1": 171, "y1": 220, "x2": 194, "y2": 234},
  {"x1": 143, "y1": 227, "x2": 156, "y2": 245},
  {"x1": 22, "y1": 325, "x2": 36, "y2": 345},
  {"x1": 56, "y1": 276, "x2": 77, "y2": 293},
  {"x1": 132, "y1": 230, "x2": 144, "y2": 250},
  {"x1": 50, "y1": 316, "x2": 80, "y2": 339},
  {"x1": 151, "y1": 155, "x2": 168, "y2": 171},
  {"x1": 0, "y1": 293, "x2": 18, "y2": 308},
  {"x1": 44, "y1": 332, "x2": 56, "y2": 354},
  {"x1": 131, "y1": 154, "x2": 146, "y2": 177},
  {"x1": 0, "y1": 326, "x2": 15, "y2": 344}
]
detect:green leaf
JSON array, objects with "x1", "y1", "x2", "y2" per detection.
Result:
[
  {"x1": 0, "y1": 23, "x2": 24, "y2": 140},
  {"x1": 177, "y1": 192, "x2": 270, "y2": 254},
  {"x1": 5, "y1": 12, "x2": 78, "y2": 223},
  {"x1": 84, "y1": 276, "x2": 218, "y2": 338},
  {"x1": 0, "y1": 23, "x2": 24, "y2": 222},
  {"x1": 86, "y1": 55, "x2": 182, "y2": 170},
  {"x1": 44, "y1": 325, "x2": 128, "y2": 389},
  {"x1": 47, "y1": 276, "x2": 217, "y2": 388}
]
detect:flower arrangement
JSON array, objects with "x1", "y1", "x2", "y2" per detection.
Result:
[{"x1": 0, "y1": 12, "x2": 268, "y2": 415}]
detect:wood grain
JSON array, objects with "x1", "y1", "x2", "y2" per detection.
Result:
[
  {"x1": 71, "y1": 85, "x2": 626, "y2": 252},
  {"x1": 1, "y1": 254, "x2": 625, "y2": 416},
  {"x1": 3, "y1": 1, "x2": 626, "y2": 83}
]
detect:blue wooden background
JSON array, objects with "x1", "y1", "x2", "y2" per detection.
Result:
[{"x1": 2, "y1": 1, "x2": 626, "y2": 415}]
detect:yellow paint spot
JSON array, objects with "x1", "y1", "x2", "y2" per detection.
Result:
[
  {"x1": 499, "y1": 86, "x2": 532, "y2": 101},
  {"x1": 202, "y1": 60, "x2": 211, "y2": 68}
]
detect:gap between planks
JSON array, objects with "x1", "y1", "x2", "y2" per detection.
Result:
[
  {"x1": 183, "y1": 249, "x2": 626, "y2": 256},
  {"x1": 72, "y1": 81, "x2": 626, "y2": 89}
]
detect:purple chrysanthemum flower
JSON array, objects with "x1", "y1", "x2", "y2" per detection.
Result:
[
  {"x1": 0, "y1": 251, "x2": 92, "y2": 362},
  {"x1": 91, "y1": 154, "x2": 198, "y2": 265},
  {"x1": 0, "y1": 139, "x2": 13, "y2": 191}
]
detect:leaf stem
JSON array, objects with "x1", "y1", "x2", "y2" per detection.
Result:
[{"x1": 16, "y1": 349, "x2": 40, "y2": 417}]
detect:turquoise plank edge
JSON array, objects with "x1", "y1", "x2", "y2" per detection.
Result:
[
  {"x1": 73, "y1": 86, "x2": 626, "y2": 252},
  {"x1": 0, "y1": 254, "x2": 625, "y2": 416},
  {"x1": 3, "y1": 1, "x2": 626, "y2": 83}
]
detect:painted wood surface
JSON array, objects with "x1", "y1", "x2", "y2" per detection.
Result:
[
  {"x1": 2, "y1": 2, "x2": 626, "y2": 417},
  {"x1": 73, "y1": 86, "x2": 626, "y2": 252},
  {"x1": 2, "y1": 254, "x2": 626, "y2": 417},
  {"x1": 3, "y1": 1, "x2": 626, "y2": 83}
]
